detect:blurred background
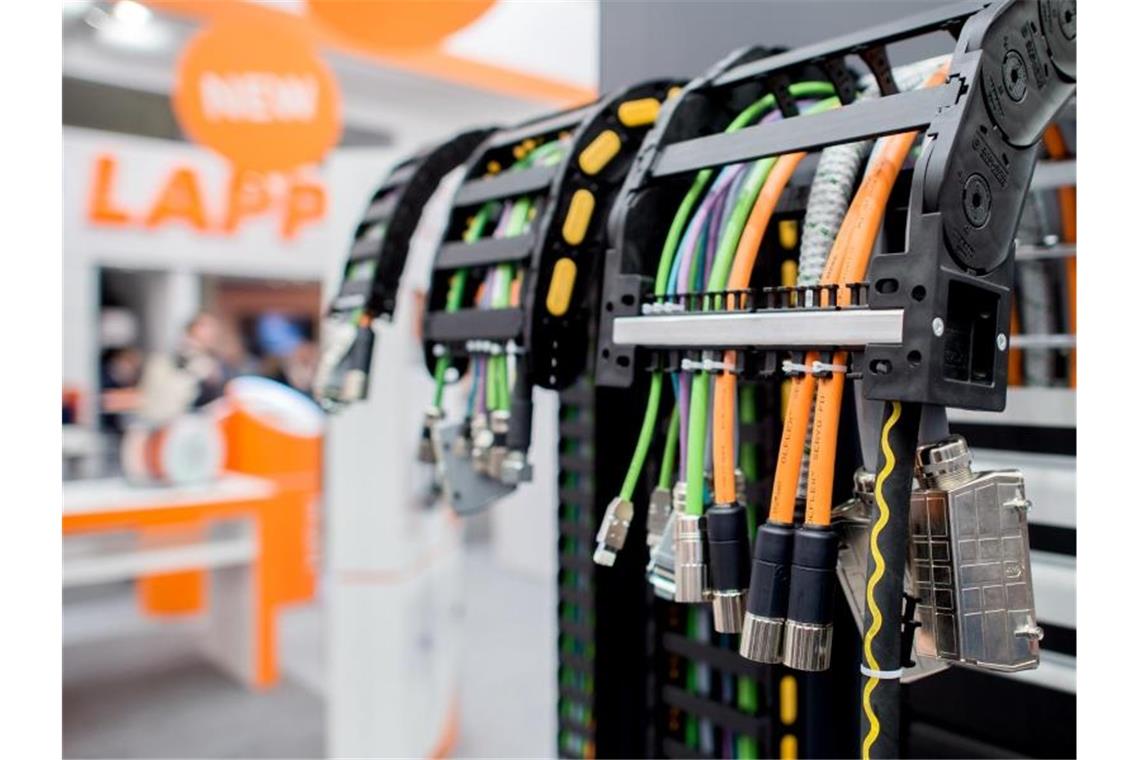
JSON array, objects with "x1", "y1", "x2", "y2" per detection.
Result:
[
  {"x1": 60, "y1": 2, "x2": 1075, "y2": 759},
  {"x1": 62, "y1": 1, "x2": 593, "y2": 757}
]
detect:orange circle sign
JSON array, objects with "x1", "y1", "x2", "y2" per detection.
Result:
[
  {"x1": 307, "y1": 0, "x2": 495, "y2": 51},
  {"x1": 173, "y1": 20, "x2": 341, "y2": 172}
]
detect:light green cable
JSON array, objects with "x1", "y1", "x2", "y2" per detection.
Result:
[
  {"x1": 658, "y1": 404, "x2": 680, "y2": 489},
  {"x1": 685, "y1": 372, "x2": 710, "y2": 515},
  {"x1": 618, "y1": 373, "x2": 663, "y2": 502}
]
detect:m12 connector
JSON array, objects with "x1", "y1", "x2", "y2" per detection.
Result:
[
  {"x1": 593, "y1": 497, "x2": 634, "y2": 567},
  {"x1": 417, "y1": 406, "x2": 443, "y2": 464},
  {"x1": 783, "y1": 525, "x2": 839, "y2": 671},
  {"x1": 673, "y1": 512, "x2": 708, "y2": 603},
  {"x1": 469, "y1": 413, "x2": 491, "y2": 474},
  {"x1": 706, "y1": 503, "x2": 750, "y2": 633},
  {"x1": 739, "y1": 522, "x2": 794, "y2": 664}
]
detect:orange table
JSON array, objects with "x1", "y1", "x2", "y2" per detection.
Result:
[{"x1": 63, "y1": 472, "x2": 312, "y2": 689}]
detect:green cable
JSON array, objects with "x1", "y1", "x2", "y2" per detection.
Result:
[
  {"x1": 432, "y1": 204, "x2": 495, "y2": 406},
  {"x1": 618, "y1": 373, "x2": 663, "y2": 502},
  {"x1": 684, "y1": 372, "x2": 710, "y2": 515},
  {"x1": 621, "y1": 81, "x2": 837, "y2": 508},
  {"x1": 658, "y1": 404, "x2": 680, "y2": 490}
]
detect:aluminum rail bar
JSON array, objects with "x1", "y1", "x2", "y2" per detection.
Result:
[{"x1": 611, "y1": 308, "x2": 905, "y2": 349}]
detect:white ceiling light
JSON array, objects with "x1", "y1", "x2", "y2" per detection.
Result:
[{"x1": 112, "y1": 0, "x2": 153, "y2": 27}]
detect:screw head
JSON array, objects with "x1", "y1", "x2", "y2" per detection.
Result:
[
  {"x1": 996, "y1": 333, "x2": 1008, "y2": 351},
  {"x1": 932, "y1": 317, "x2": 945, "y2": 337},
  {"x1": 1002, "y1": 49, "x2": 1028, "y2": 102}
]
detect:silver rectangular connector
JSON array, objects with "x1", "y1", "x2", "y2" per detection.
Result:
[
  {"x1": 646, "y1": 486, "x2": 672, "y2": 548},
  {"x1": 594, "y1": 497, "x2": 634, "y2": 567},
  {"x1": 909, "y1": 438, "x2": 1041, "y2": 672}
]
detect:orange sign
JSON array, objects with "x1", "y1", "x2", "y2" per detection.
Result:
[
  {"x1": 88, "y1": 154, "x2": 327, "y2": 240},
  {"x1": 306, "y1": 0, "x2": 495, "y2": 51},
  {"x1": 173, "y1": 19, "x2": 341, "y2": 172}
]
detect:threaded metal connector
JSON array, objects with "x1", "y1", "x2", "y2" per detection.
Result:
[
  {"x1": 673, "y1": 513, "x2": 707, "y2": 603},
  {"x1": 712, "y1": 590, "x2": 746, "y2": 633},
  {"x1": 782, "y1": 620, "x2": 833, "y2": 672},
  {"x1": 739, "y1": 612, "x2": 784, "y2": 663}
]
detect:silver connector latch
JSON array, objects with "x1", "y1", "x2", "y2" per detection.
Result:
[
  {"x1": 910, "y1": 435, "x2": 1041, "y2": 672},
  {"x1": 593, "y1": 497, "x2": 634, "y2": 567},
  {"x1": 647, "y1": 486, "x2": 672, "y2": 549},
  {"x1": 673, "y1": 512, "x2": 707, "y2": 603}
]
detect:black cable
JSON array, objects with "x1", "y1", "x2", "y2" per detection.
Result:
[{"x1": 859, "y1": 400, "x2": 920, "y2": 759}]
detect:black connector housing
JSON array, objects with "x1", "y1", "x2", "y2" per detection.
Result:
[
  {"x1": 744, "y1": 521, "x2": 795, "y2": 619},
  {"x1": 786, "y1": 526, "x2": 839, "y2": 626},
  {"x1": 706, "y1": 504, "x2": 750, "y2": 592}
]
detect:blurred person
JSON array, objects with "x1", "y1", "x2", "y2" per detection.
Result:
[
  {"x1": 99, "y1": 346, "x2": 144, "y2": 433},
  {"x1": 283, "y1": 339, "x2": 319, "y2": 395},
  {"x1": 176, "y1": 311, "x2": 231, "y2": 407}
]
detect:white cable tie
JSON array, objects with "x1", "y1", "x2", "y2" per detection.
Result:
[
  {"x1": 782, "y1": 359, "x2": 809, "y2": 376},
  {"x1": 680, "y1": 358, "x2": 698, "y2": 372},
  {"x1": 860, "y1": 664, "x2": 904, "y2": 680},
  {"x1": 812, "y1": 360, "x2": 848, "y2": 376}
]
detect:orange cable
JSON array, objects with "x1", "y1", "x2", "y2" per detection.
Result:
[
  {"x1": 713, "y1": 153, "x2": 807, "y2": 507},
  {"x1": 803, "y1": 67, "x2": 946, "y2": 528},
  {"x1": 1042, "y1": 124, "x2": 1076, "y2": 387}
]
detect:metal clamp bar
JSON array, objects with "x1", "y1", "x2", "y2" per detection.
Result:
[
  {"x1": 710, "y1": 0, "x2": 987, "y2": 88},
  {"x1": 453, "y1": 164, "x2": 557, "y2": 207},
  {"x1": 652, "y1": 85, "x2": 956, "y2": 178},
  {"x1": 1009, "y1": 334, "x2": 1075, "y2": 349},
  {"x1": 611, "y1": 308, "x2": 905, "y2": 349},
  {"x1": 1015, "y1": 243, "x2": 1076, "y2": 261},
  {"x1": 1030, "y1": 159, "x2": 1076, "y2": 191}
]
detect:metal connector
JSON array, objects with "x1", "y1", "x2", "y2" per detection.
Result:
[
  {"x1": 673, "y1": 513, "x2": 707, "y2": 603},
  {"x1": 593, "y1": 497, "x2": 634, "y2": 567},
  {"x1": 487, "y1": 410, "x2": 510, "y2": 479},
  {"x1": 739, "y1": 612, "x2": 784, "y2": 664},
  {"x1": 782, "y1": 620, "x2": 833, "y2": 672},
  {"x1": 469, "y1": 414, "x2": 492, "y2": 474},
  {"x1": 909, "y1": 436, "x2": 1041, "y2": 672},
  {"x1": 712, "y1": 591, "x2": 746, "y2": 633},
  {"x1": 417, "y1": 406, "x2": 443, "y2": 464},
  {"x1": 734, "y1": 468, "x2": 747, "y2": 506},
  {"x1": 646, "y1": 510, "x2": 678, "y2": 599},
  {"x1": 499, "y1": 451, "x2": 532, "y2": 485},
  {"x1": 646, "y1": 486, "x2": 672, "y2": 548}
]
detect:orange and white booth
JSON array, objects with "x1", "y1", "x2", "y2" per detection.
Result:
[{"x1": 63, "y1": 377, "x2": 323, "y2": 688}]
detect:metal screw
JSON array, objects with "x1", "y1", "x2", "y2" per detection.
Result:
[
  {"x1": 963, "y1": 173, "x2": 992, "y2": 228},
  {"x1": 996, "y1": 333, "x2": 1008, "y2": 351},
  {"x1": 1002, "y1": 49, "x2": 1028, "y2": 102},
  {"x1": 932, "y1": 317, "x2": 945, "y2": 337}
]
